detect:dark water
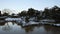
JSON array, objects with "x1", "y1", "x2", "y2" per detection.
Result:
[{"x1": 0, "y1": 22, "x2": 60, "y2": 34}]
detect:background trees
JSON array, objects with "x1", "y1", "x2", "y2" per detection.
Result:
[
  {"x1": 0, "y1": 6, "x2": 60, "y2": 22},
  {"x1": 43, "y1": 6, "x2": 60, "y2": 22},
  {"x1": 27, "y1": 8, "x2": 36, "y2": 17}
]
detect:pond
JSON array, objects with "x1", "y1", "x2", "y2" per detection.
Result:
[{"x1": 0, "y1": 22, "x2": 60, "y2": 34}]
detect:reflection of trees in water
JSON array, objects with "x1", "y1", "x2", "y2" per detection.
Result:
[
  {"x1": 2, "y1": 23, "x2": 12, "y2": 32},
  {"x1": 44, "y1": 25, "x2": 60, "y2": 34},
  {"x1": 44, "y1": 25, "x2": 54, "y2": 31},
  {"x1": 24, "y1": 26, "x2": 35, "y2": 33},
  {"x1": 24, "y1": 25, "x2": 41, "y2": 33},
  {"x1": 11, "y1": 22, "x2": 16, "y2": 25},
  {"x1": 0, "y1": 22, "x2": 5, "y2": 26}
]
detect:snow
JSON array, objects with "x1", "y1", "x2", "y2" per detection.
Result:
[
  {"x1": 22, "y1": 21, "x2": 39, "y2": 26},
  {"x1": 53, "y1": 24, "x2": 60, "y2": 26},
  {"x1": 40, "y1": 19, "x2": 55, "y2": 23},
  {"x1": 29, "y1": 17, "x2": 35, "y2": 21},
  {"x1": 5, "y1": 18, "x2": 21, "y2": 21},
  {"x1": 5, "y1": 18, "x2": 57, "y2": 27}
]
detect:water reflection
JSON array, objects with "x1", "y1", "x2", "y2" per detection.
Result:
[
  {"x1": 44, "y1": 25, "x2": 60, "y2": 34},
  {"x1": 2, "y1": 22, "x2": 12, "y2": 32},
  {"x1": 0, "y1": 22, "x2": 60, "y2": 34},
  {"x1": 0, "y1": 22, "x2": 5, "y2": 26},
  {"x1": 24, "y1": 26, "x2": 34, "y2": 32}
]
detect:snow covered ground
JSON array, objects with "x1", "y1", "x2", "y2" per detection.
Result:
[
  {"x1": 5, "y1": 18, "x2": 60, "y2": 27},
  {"x1": 5, "y1": 18, "x2": 22, "y2": 22},
  {"x1": 22, "y1": 21, "x2": 40, "y2": 26},
  {"x1": 52, "y1": 24, "x2": 60, "y2": 26}
]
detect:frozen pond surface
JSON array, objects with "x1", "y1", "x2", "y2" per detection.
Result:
[{"x1": 0, "y1": 22, "x2": 60, "y2": 34}]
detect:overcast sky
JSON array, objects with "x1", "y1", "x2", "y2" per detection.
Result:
[{"x1": 0, "y1": 0, "x2": 60, "y2": 13}]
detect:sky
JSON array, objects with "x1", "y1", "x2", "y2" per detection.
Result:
[{"x1": 0, "y1": 0, "x2": 60, "y2": 14}]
